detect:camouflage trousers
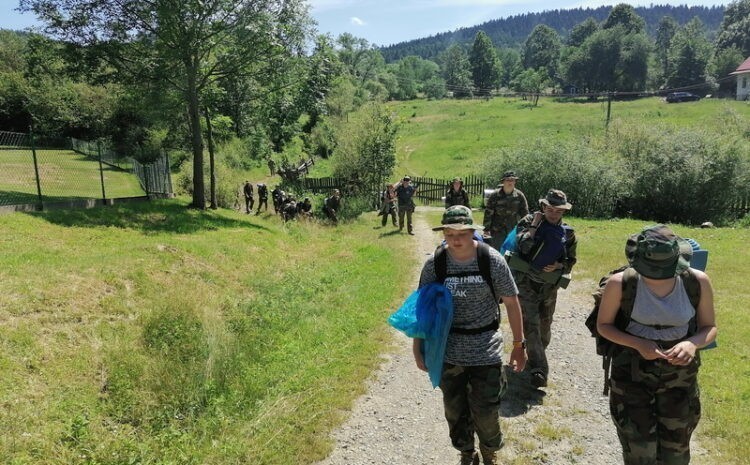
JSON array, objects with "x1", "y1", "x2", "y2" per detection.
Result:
[
  {"x1": 609, "y1": 349, "x2": 701, "y2": 465},
  {"x1": 398, "y1": 204, "x2": 415, "y2": 232},
  {"x1": 485, "y1": 227, "x2": 512, "y2": 252},
  {"x1": 515, "y1": 274, "x2": 558, "y2": 378},
  {"x1": 440, "y1": 363, "x2": 507, "y2": 453}
]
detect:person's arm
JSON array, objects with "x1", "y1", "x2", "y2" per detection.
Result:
[
  {"x1": 662, "y1": 270, "x2": 717, "y2": 366},
  {"x1": 501, "y1": 295, "x2": 527, "y2": 372},
  {"x1": 515, "y1": 214, "x2": 539, "y2": 255},
  {"x1": 413, "y1": 338, "x2": 427, "y2": 371},
  {"x1": 596, "y1": 274, "x2": 667, "y2": 361},
  {"x1": 519, "y1": 193, "x2": 529, "y2": 218}
]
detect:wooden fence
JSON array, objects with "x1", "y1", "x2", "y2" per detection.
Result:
[{"x1": 409, "y1": 174, "x2": 487, "y2": 206}]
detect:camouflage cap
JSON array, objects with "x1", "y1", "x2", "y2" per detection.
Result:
[
  {"x1": 501, "y1": 170, "x2": 519, "y2": 181},
  {"x1": 625, "y1": 224, "x2": 692, "y2": 279},
  {"x1": 432, "y1": 205, "x2": 484, "y2": 231},
  {"x1": 452, "y1": 177, "x2": 462, "y2": 183},
  {"x1": 539, "y1": 189, "x2": 572, "y2": 210}
]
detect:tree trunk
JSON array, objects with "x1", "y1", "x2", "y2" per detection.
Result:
[{"x1": 186, "y1": 62, "x2": 205, "y2": 209}]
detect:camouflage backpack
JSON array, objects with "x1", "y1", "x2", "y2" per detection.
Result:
[{"x1": 585, "y1": 266, "x2": 701, "y2": 395}]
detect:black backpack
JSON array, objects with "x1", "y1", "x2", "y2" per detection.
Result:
[{"x1": 585, "y1": 266, "x2": 701, "y2": 395}]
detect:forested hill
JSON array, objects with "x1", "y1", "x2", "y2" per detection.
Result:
[{"x1": 380, "y1": 4, "x2": 725, "y2": 62}]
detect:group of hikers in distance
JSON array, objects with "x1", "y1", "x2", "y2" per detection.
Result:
[
  {"x1": 241, "y1": 180, "x2": 341, "y2": 223},
  {"x1": 389, "y1": 170, "x2": 716, "y2": 465}
]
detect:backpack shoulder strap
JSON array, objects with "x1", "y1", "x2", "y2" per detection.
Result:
[
  {"x1": 682, "y1": 268, "x2": 701, "y2": 309},
  {"x1": 617, "y1": 267, "x2": 639, "y2": 329},
  {"x1": 476, "y1": 242, "x2": 498, "y2": 302},
  {"x1": 434, "y1": 244, "x2": 447, "y2": 284}
]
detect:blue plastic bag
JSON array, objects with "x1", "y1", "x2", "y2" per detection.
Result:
[
  {"x1": 388, "y1": 283, "x2": 453, "y2": 387},
  {"x1": 499, "y1": 225, "x2": 518, "y2": 255}
]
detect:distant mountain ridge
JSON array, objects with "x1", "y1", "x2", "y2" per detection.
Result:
[{"x1": 380, "y1": 4, "x2": 726, "y2": 63}]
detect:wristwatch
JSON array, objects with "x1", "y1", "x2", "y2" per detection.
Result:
[{"x1": 512, "y1": 339, "x2": 527, "y2": 349}]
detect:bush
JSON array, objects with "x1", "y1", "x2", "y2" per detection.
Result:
[
  {"x1": 479, "y1": 137, "x2": 625, "y2": 218},
  {"x1": 611, "y1": 121, "x2": 749, "y2": 225}
]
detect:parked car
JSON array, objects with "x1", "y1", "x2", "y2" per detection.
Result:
[{"x1": 666, "y1": 92, "x2": 701, "y2": 103}]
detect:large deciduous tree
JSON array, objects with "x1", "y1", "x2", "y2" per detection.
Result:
[
  {"x1": 715, "y1": 0, "x2": 750, "y2": 58},
  {"x1": 523, "y1": 25, "x2": 561, "y2": 82},
  {"x1": 666, "y1": 18, "x2": 712, "y2": 91},
  {"x1": 469, "y1": 31, "x2": 501, "y2": 96},
  {"x1": 21, "y1": 0, "x2": 312, "y2": 209}
]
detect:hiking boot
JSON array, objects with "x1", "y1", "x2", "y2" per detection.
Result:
[
  {"x1": 530, "y1": 370, "x2": 547, "y2": 388},
  {"x1": 408, "y1": 231, "x2": 415, "y2": 235},
  {"x1": 479, "y1": 444, "x2": 498, "y2": 465},
  {"x1": 459, "y1": 450, "x2": 480, "y2": 465}
]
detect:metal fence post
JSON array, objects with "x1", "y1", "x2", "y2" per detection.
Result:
[
  {"x1": 97, "y1": 140, "x2": 107, "y2": 202},
  {"x1": 29, "y1": 126, "x2": 44, "y2": 211}
]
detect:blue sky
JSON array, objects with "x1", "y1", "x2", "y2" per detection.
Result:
[{"x1": 1, "y1": 0, "x2": 726, "y2": 47}]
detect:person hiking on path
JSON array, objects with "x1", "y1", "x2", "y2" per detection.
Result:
[
  {"x1": 379, "y1": 183, "x2": 398, "y2": 228},
  {"x1": 271, "y1": 185, "x2": 283, "y2": 214},
  {"x1": 413, "y1": 205, "x2": 527, "y2": 465},
  {"x1": 445, "y1": 177, "x2": 470, "y2": 209},
  {"x1": 255, "y1": 183, "x2": 269, "y2": 214},
  {"x1": 510, "y1": 189, "x2": 576, "y2": 389},
  {"x1": 267, "y1": 157, "x2": 276, "y2": 176},
  {"x1": 395, "y1": 176, "x2": 418, "y2": 235},
  {"x1": 483, "y1": 171, "x2": 529, "y2": 251},
  {"x1": 323, "y1": 189, "x2": 341, "y2": 223},
  {"x1": 243, "y1": 181, "x2": 254, "y2": 214},
  {"x1": 597, "y1": 225, "x2": 716, "y2": 465}
]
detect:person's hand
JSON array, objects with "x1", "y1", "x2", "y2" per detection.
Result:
[
  {"x1": 509, "y1": 346, "x2": 527, "y2": 372},
  {"x1": 413, "y1": 341, "x2": 427, "y2": 372},
  {"x1": 542, "y1": 262, "x2": 562, "y2": 273},
  {"x1": 663, "y1": 341, "x2": 697, "y2": 366},
  {"x1": 532, "y1": 211, "x2": 543, "y2": 225},
  {"x1": 635, "y1": 339, "x2": 667, "y2": 360}
]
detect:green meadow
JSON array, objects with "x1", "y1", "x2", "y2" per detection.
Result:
[
  {"x1": 0, "y1": 149, "x2": 145, "y2": 205},
  {"x1": 390, "y1": 96, "x2": 750, "y2": 177}
]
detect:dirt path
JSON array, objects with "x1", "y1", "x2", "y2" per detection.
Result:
[{"x1": 315, "y1": 209, "x2": 706, "y2": 465}]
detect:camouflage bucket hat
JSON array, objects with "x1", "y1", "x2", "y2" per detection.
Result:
[
  {"x1": 539, "y1": 189, "x2": 572, "y2": 210},
  {"x1": 625, "y1": 224, "x2": 692, "y2": 280},
  {"x1": 501, "y1": 170, "x2": 519, "y2": 181},
  {"x1": 432, "y1": 205, "x2": 484, "y2": 231}
]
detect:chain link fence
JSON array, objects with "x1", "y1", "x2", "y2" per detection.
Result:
[{"x1": 1, "y1": 130, "x2": 172, "y2": 211}]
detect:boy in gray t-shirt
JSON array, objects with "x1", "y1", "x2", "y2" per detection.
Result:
[{"x1": 412, "y1": 205, "x2": 527, "y2": 465}]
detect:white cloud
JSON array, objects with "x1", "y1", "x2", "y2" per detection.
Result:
[{"x1": 350, "y1": 16, "x2": 366, "y2": 26}]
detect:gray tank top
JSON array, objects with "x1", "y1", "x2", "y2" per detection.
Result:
[{"x1": 626, "y1": 275, "x2": 695, "y2": 341}]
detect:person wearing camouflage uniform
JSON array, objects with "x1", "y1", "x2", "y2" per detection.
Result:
[
  {"x1": 445, "y1": 177, "x2": 470, "y2": 209},
  {"x1": 597, "y1": 225, "x2": 717, "y2": 465},
  {"x1": 511, "y1": 189, "x2": 577, "y2": 389},
  {"x1": 414, "y1": 206, "x2": 527, "y2": 465},
  {"x1": 482, "y1": 171, "x2": 529, "y2": 251}
]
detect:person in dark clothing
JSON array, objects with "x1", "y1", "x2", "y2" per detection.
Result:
[
  {"x1": 297, "y1": 197, "x2": 313, "y2": 219},
  {"x1": 323, "y1": 189, "x2": 341, "y2": 223},
  {"x1": 445, "y1": 177, "x2": 470, "y2": 209},
  {"x1": 243, "y1": 181, "x2": 254, "y2": 213},
  {"x1": 271, "y1": 186, "x2": 283, "y2": 214},
  {"x1": 255, "y1": 183, "x2": 269, "y2": 214},
  {"x1": 395, "y1": 176, "x2": 418, "y2": 235},
  {"x1": 380, "y1": 184, "x2": 398, "y2": 227}
]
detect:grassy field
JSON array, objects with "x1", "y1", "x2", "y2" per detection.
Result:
[
  {"x1": 0, "y1": 199, "x2": 417, "y2": 465},
  {"x1": 0, "y1": 149, "x2": 145, "y2": 205},
  {"x1": 388, "y1": 96, "x2": 750, "y2": 177}
]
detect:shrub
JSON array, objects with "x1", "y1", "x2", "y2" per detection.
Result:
[
  {"x1": 611, "y1": 121, "x2": 749, "y2": 225},
  {"x1": 479, "y1": 137, "x2": 625, "y2": 218}
]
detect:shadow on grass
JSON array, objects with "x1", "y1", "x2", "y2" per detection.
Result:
[{"x1": 26, "y1": 199, "x2": 271, "y2": 234}]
